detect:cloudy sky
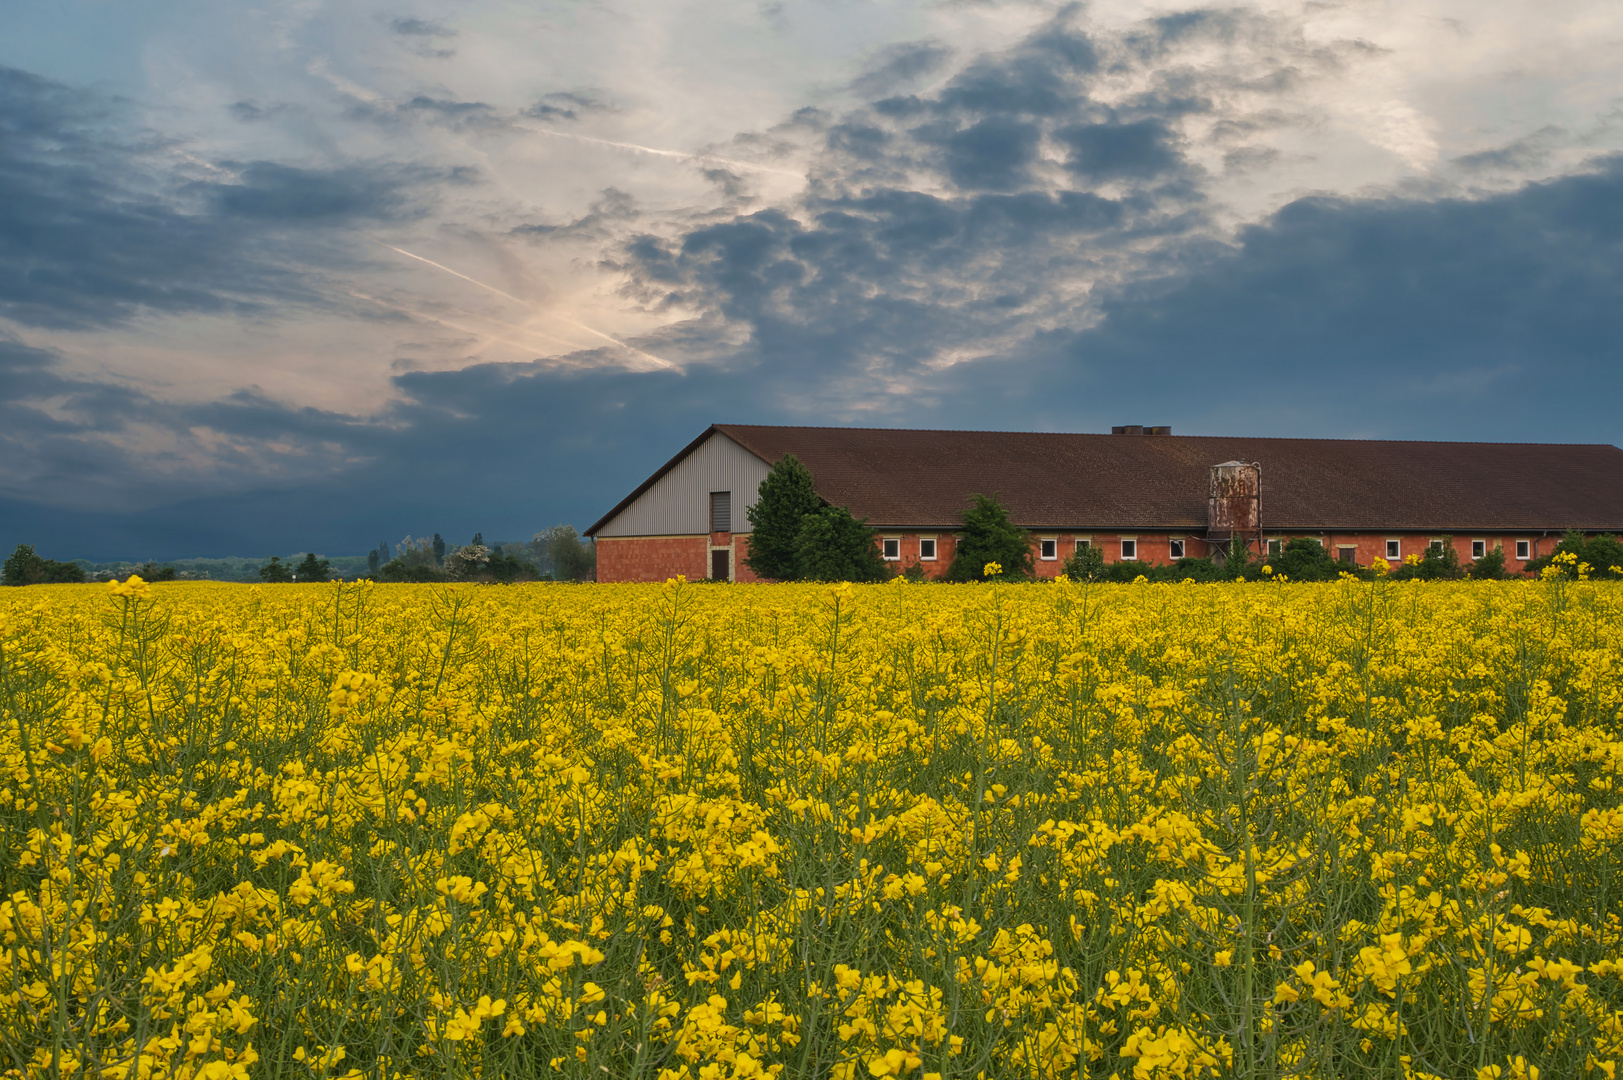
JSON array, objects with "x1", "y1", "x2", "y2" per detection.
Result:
[{"x1": 4, "y1": 0, "x2": 1622, "y2": 559}]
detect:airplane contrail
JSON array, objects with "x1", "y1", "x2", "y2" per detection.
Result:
[
  {"x1": 372, "y1": 241, "x2": 678, "y2": 370},
  {"x1": 518, "y1": 123, "x2": 804, "y2": 180},
  {"x1": 344, "y1": 288, "x2": 596, "y2": 357}
]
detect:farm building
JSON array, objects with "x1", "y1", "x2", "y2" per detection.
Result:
[{"x1": 585, "y1": 424, "x2": 1623, "y2": 582}]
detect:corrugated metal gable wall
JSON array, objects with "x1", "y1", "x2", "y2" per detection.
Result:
[{"x1": 594, "y1": 432, "x2": 772, "y2": 537}]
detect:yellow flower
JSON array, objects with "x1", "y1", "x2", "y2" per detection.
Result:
[
  {"x1": 106, "y1": 574, "x2": 151, "y2": 598},
  {"x1": 982, "y1": 561, "x2": 1002, "y2": 578}
]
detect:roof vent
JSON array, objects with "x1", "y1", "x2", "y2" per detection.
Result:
[
  {"x1": 1145, "y1": 426, "x2": 1171, "y2": 436},
  {"x1": 1111, "y1": 425, "x2": 1171, "y2": 435}
]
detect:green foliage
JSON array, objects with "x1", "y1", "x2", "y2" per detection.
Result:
[
  {"x1": 793, "y1": 505, "x2": 891, "y2": 582},
  {"x1": 136, "y1": 561, "x2": 178, "y2": 582},
  {"x1": 1267, "y1": 537, "x2": 1352, "y2": 582},
  {"x1": 2, "y1": 544, "x2": 85, "y2": 585},
  {"x1": 535, "y1": 524, "x2": 596, "y2": 582},
  {"x1": 51, "y1": 561, "x2": 89, "y2": 583},
  {"x1": 1061, "y1": 542, "x2": 1105, "y2": 582},
  {"x1": 377, "y1": 560, "x2": 448, "y2": 583},
  {"x1": 484, "y1": 548, "x2": 539, "y2": 583},
  {"x1": 946, "y1": 494, "x2": 1033, "y2": 581},
  {"x1": 432, "y1": 533, "x2": 446, "y2": 565},
  {"x1": 745, "y1": 453, "x2": 823, "y2": 581},
  {"x1": 258, "y1": 556, "x2": 294, "y2": 583},
  {"x1": 740, "y1": 453, "x2": 886, "y2": 583},
  {"x1": 1468, "y1": 544, "x2": 1508, "y2": 580},
  {"x1": 295, "y1": 553, "x2": 332, "y2": 583},
  {"x1": 1390, "y1": 536, "x2": 1467, "y2": 581},
  {"x1": 1523, "y1": 530, "x2": 1623, "y2": 580},
  {"x1": 2, "y1": 545, "x2": 40, "y2": 586},
  {"x1": 1088, "y1": 556, "x2": 1227, "y2": 584},
  {"x1": 367, "y1": 549, "x2": 380, "y2": 575}
]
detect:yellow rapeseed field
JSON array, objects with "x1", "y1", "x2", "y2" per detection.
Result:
[{"x1": 3, "y1": 576, "x2": 1622, "y2": 1080}]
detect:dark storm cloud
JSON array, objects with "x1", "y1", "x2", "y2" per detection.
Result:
[
  {"x1": 0, "y1": 65, "x2": 447, "y2": 329},
  {"x1": 229, "y1": 101, "x2": 287, "y2": 123},
  {"x1": 1454, "y1": 126, "x2": 1564, "y2": 172},
  {"x1": 0, "y1": 337, "x2": 739, "y2": 559},
  {"x1": 390, "y1": 17, "x2": 458, "y2": 58},
  {"x1": 211, "y1": 161, "x2": 418, "y2": 220},
  {"x1": 0, "y1": 332, "x2": 382, "y2": 514},
  {"x1": 613, "y1": 11, "x2": 1213, "y2": 380},
  {"x1": 5, "y1": 8, "x2": 1621, "y2": 564},
  {"x1": 390, "y1": 17, "x2": 457, "y2": 38},
  {"x1": 849, "y1": 41, "x2": 954, "y2": 98},
  {"x1": 935, "y1": 118, "x2": 1042, "y2": 190},
  {"x1": 8, "y1": 159, "x2": 1623, "y2": 559},
  {"x1": 523, "y1": 91, "x2": 612, "y2": 123},
  {"x1": 935, "y1": 156, "x2": 1623, "y2": 440},
  {"x1": 398, "y1": 95, "x2": 505, "y2": 131},
  {"x1": 510, "y1": 187, "x2": 638, "y2": 240},
  {"x1": 0, "y1": 66, "x2": 283, "y2": 328},
  {"x1": 1057, "y1": 119, "x2": 1183, "y2": 180}
]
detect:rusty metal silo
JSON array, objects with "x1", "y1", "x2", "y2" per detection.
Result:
[{"x1": 1207, "y1": 461, "x2": 1262, "y2": 554}]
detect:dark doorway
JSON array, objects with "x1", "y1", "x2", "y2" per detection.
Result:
[{"x1": 711, "y1": 549, "x2": 730, "y2": 581}]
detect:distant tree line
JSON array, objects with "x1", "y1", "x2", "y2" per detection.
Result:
[
  {"x1": 2, "y1": 545, "x2": 86, "y2": 585},
  {"x1": 335, "y1": 526, "x2": 597, "y2": 584}
]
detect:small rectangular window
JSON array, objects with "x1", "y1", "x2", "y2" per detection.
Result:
[
  {"x1": 1338, "y1": 547, "x2": 1356, "y2": 564},
  {"x1": 1075, "y1": 538, "x2": 1091, "y2": 552},
  {"x1": 1515, "y1": 540, "x2": 1530, "y2": 560},
  {"x1": 1430, "y1": 539, "x2": 1444, "y2": 555},
  {"x1": 1168, "y1": 539, "x2": 1185, "y2": 560},
  {"x1": 710, "y1": 491, "x2": 732, "y2": 533},
  {"x1": 1120, "y1": 539, "x2": 1137, "y2": 560},
  {"x1": 1385, "y1": 539, "x2": 1401, "y2": 560},
  {"x1": 1267, "y1": 539, "x2": 1281, "y2": 557},
  {"x1": 919, "y1": 538, "x2": 937, "y2": 561},
  {"x1": 1039, "y1": 538, "x2": 1057, "y2": 560},
  {"x1": 881, "y1": 537, "x2": 900, "y2": 560},
  {"x1": 1471, "y1": 540, "x2": 1486, "y2": 559}
]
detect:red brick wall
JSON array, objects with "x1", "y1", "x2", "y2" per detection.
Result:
[
  {"x1": 595, "y1": 536, "x2": 708, "y2": 583},
  {"x1": 599, "y1": 529, "x2": 1556, "y2": 581},
  {"x1": 733, "y1": 535, "x2": 768, "y2": 583},
  {"x1": 595, "y1": 534, "x2": 769, "y2": 583}
]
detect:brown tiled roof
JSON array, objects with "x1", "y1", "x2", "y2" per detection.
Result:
[{"x1": 701, "y1": 425, "x2": 1623, "y2": 533}]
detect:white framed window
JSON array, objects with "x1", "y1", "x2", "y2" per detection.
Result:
[
  {"x1": 1429, "y1": 538, "x2": 1445, "y2": 555},
  {"x1": 1471, "y1": 539, "x2": 1486, "y2": 560},
  {"x1": 1168, "y1": 538, "x2": 1186, "y2": 560},
  {"x1": 1267, "y1": 539, "x2": 1281, "y2": 558},
  {"x1": 1039, "y1": 537, "x2": 1058, "y2": 561},
  {"x1": 1074, "y1": 537, "x2": 1092, "y2": 552},
  {"x1": 881, "y1": 537, "x2": 901, "y2": 561},
  {"x1": 1515, "y1": 539, "x2": 1530, "y2": 561},
  {"x1": 1120, "y1": 538, "x2": 1138, "y2": 560},
  {"x1": 1385, "y1": 539, "x2": 1401, "y2": 560},
  {"x1": 918, "y1": 537, "x2": 937, "y2": 561}
]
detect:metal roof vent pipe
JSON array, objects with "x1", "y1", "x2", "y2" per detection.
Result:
[{"x1": 1208, "y1": 461, "x2": 1262, "y2": 561}]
